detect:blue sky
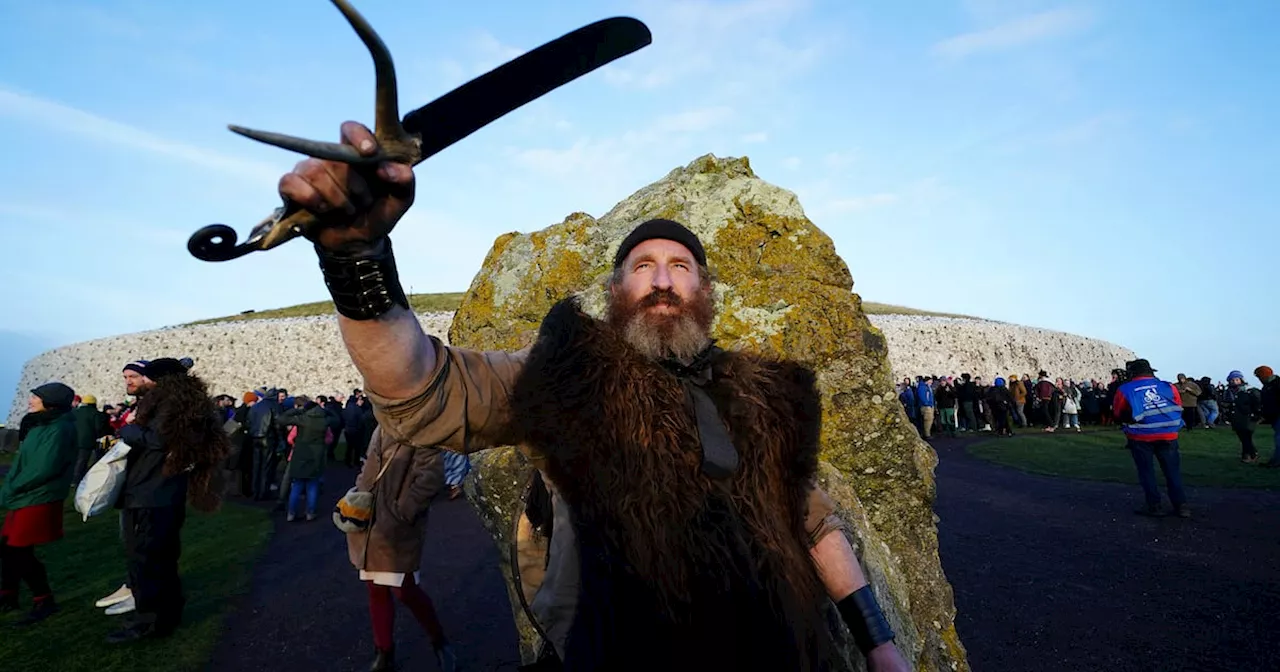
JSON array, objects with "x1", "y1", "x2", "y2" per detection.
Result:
[{"x1": 1, "y1": 0, "x2": 1276, "y2": 412}]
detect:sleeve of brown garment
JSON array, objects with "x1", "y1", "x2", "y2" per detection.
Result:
[
  {"x1": 364, "y1": 335, "x2": 530, "y2": 454},
  {"x1": 804, "y1": 484, "x2": 848, "y2": 548}
]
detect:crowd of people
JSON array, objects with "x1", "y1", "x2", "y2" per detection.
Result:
[
  {"x1": 897, "y1": 363, "x2": 1280, "y2": 518},
  {"x1": 897, "y1": 369, "x2": 1280, "y2": 453},
  {"x1": 0, "y1": 356, "x2": 472, "y2": 670}
]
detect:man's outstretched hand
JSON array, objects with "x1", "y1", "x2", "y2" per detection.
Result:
[{"x1": 278, "y1": 121, "x2": 415, "y2": 254}]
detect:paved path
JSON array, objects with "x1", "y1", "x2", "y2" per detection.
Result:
[
  {"x1": 209, "y1": 438, "x2": 1280, "y2": 671},
  {"x1": 932, "y1": 434, "x2": 1280, "y2": 672},
  {"x1": 207, "y1": 463, "x2": 522, "y2": 672}
]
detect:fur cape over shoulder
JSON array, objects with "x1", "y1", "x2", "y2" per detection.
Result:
[
  {"x1": 134, "y1": 371, "x2": 230, "y2": 512},
  {"x1": 509, "y1": 297, "x2": 839, "y2": 672}
]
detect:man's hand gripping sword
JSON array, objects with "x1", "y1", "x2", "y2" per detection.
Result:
[{"x1": 186, "y1": 0, "x2": 651, "y2": 262}]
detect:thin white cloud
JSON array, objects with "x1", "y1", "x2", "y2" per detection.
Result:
[
  {"x1": 506, "y1": 106, "x2": 737, "y2": 198},
  {"x1": 432, "y1": 30, "x2": 534, "y2": 88},
  {"x1": 0, "y1": 86, "x2": 280, "y2": 183},
  {"x1": 741, "y1": 131, "x2": 768, "y2": 144},
  {"x1": 819, "y1": 192, "x2": 900, "y2": 215},
  {"x1": 933, "y1": 7, "x2": 1094, "y2": 59},
  {"x1": 602, "y1": 0, "x2": 827, "y2": 95},
  {"x1": 781, "y1": 156, "x2": 802, "y2": 170}
]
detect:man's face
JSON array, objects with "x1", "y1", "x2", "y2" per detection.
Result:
[
  {"x1": 277, "y1": 392, "x2": 287, "y2": 403},
  {"x1": 606, "y1": 238, "x2": 714, "y2": 361},
  {"x1": 123, "y1": 370, "x2": 151, "y2": 396}
]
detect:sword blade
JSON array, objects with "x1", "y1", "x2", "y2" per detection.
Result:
[{"x1": 402, "y1": 17, "x2": 652, "y2": 160}]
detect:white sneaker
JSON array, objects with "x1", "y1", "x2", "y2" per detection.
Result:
[
  {"x1": 104, "y1": 595, "x2": 136, "y2": 615},
  {"x1": 95, "y1": 584, "x2": 132, "y2": 608}
]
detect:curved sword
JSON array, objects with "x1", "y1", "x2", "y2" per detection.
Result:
[{"x1": 188, "y1": 0, "x2": 651, "y2": 262}]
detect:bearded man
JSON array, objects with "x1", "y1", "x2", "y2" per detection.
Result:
[
  {"x1": 278, "y1": 122, "x2": 909, "y2": 672},
  {"x1": 107, "y1": 357, "x2": 230, "y2": 643}
]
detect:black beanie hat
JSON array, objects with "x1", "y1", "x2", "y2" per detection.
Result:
[
  {"x1": 612, "y1": 219, "x2": 707, "y2": 269},
  {"x1": 32, "y1": 382, "x2": 76, "y2": 409},
  {"x1": 143, "y1": 357, "x2": 188, "y2": 381}
]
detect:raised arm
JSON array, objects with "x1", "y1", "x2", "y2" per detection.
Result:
[
  {"x1": 277, "y1": 121, "x2": 524, "y2": 449},
  {"x1": 278, "y1": 121, "x2": 436, "y2": 400}
]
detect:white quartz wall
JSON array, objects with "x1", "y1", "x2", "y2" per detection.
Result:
[
  {"x1": 7, "y1": 311, "x2": 1132, "y2": 425},
  {"x1": 870, "y1": 314, "x2": 1135, "y2": 383}
]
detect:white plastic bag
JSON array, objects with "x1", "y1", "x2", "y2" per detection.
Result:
[{"x1": 75, "y1": 440, "x2": 132, "y2": 521}]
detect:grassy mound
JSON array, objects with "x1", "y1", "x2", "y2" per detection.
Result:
[
  {"x1": 969, "y1": 426, "x2": 1280, "y2": 490},
  {"x1": 188, "y1": 293, "x2": 974, "y2": 325}
]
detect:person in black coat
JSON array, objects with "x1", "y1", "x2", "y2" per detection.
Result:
[{"x1": 107, "y1": 358, "x2": 229, "y2": 644}]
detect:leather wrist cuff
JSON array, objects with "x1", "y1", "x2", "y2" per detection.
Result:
[
  {"x1": 837, "y1": 585, "x2": 896, "y2": 655},
  {"x1": 315, "y1": 238, "x2": 410, "y2": 321}
]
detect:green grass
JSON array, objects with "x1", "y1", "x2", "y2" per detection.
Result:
[
  {"x1": 185, "y1": 292, "x2": 977, "y2": 325},
  {"x1": 861, "y1": 301, "x2": 985, "y2": 320},
  {"x1": 185, "y1": 291, "x2": 467, "y2": 325},
  {"x1": 969, "y1": 425, "x2": 1280, "y2": 490},
  {"x1": 0, "y1": 498, "x2": 273, "y2": 672}
]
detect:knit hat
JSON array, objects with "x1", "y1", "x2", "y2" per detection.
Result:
[
  {"x1": 81, "y1": 394, "x2": 98, "y2": 405},
  {"x1": 1256, "y1": 366, "x2": 1275, "y2": 380},
  {"x1": 32, "y1": 382, "x2": 76, "y2": 410},
  {"x1": 122, "y1": 360, "x2": 149, "y2": 375},
  {"x1": 612, "y1": 219, "x2": 707, "y2": 269},
  {"x1": 142, "y1": 358, "x2": 188, "y2": 381},
  {"x1": 994, "y1": 377, "x2": 1006, "y2": 387},
  {"x1": 1228, "y1": 370, "x2": 1245, "y2": 381},
  {"x1": 243, "y1": 391, "x2": 258, "y2": 404}
]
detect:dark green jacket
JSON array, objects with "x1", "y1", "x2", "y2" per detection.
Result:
[
  {"x1": 0, "y1": 411, "x2": 78, "y2": 511},
  {"x1": 280, "y1": 405, "x2": 339, "y2": 480},
  {"x1": 72, "y1": 405, "x2": 111, "y2": 452}
]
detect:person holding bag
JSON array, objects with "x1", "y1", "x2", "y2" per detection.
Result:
[{"x1": 338, "y1": 426, "x2": 457, "y2": 671}]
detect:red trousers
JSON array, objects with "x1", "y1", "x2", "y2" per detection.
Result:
[{"x1": 366, "y1": 574, "x2": 445, "y2": 651}]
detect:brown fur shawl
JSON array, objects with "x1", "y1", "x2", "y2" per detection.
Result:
[
  {"x1": 134, "y1": 371, "x2": 229, "y2": 512},
  {"x1": 510, "y1": 297, "x2": 837, "y2": 671}
]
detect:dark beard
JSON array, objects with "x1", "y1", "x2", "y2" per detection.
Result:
[{"x1": 606, "y1": 287, "x2": 715, "y2": 362}]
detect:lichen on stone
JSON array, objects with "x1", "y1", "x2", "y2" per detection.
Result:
[{"x1": 448, "y1": 153, "x2": 971, "y2": 671}]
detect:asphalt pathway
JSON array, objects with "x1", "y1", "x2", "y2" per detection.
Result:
[
  {"x1": 206, "y1": 463, "x2": 521, "y2": 672},
  {"x1": 208, "y1": 436, "x2": 1280, "y2": 672},
  {"x1": 933, "y1": 433, "x2": 1280, "y2": 672}
]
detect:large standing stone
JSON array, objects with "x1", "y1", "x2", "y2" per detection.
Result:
[{"x1": 461, "y1": 154, "x2": 967, "y2": 670}]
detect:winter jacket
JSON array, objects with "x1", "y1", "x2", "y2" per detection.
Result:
[
  {"x1": 1034, "y1": 379, "x2": 1055, "y2": 401},
  {"x1": 1176, "y1": 380, "x2": 1201, "y2": 408},
  {"x1": 248, "y1": 398, "x2": 280, "y2": 442},
  {"x1": 0, "y1": 410, "x2": 77, "y2": 511},
  {"x1": 117, "y1": 420, "x2": 188, "y2": 509},
  {"x1": 1009, "y1": 381, "x2": 1027, "y2": 404},
  {"x1": 279, "y1": 405, "x2": 341, "y2": 479},
  {"x1": 346, "y1": 427, "x2": 446, "y2": 573},
  {"x1": 985, "y1": 386, "x2": 1013, "y2": 412},
  {"x1": 71, "y1": 405, "x2": 111, "y2": 453},
  {"x1": 1226, "y1": 384, "x2": 1262, "y2": 430},
  {"x1": 1260, "y1": 376, "x2": 1280, "y2": 426},
  {"x1": 935, "y1": 385, "x2": 956, "y2": 408},
  {"x1": 915, "y1": 382, "x2": 935, "y2": 408}
]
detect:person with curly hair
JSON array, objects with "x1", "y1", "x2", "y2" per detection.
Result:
[{"x1": 106, "y1": 357, "x2": 229, "y2": 644}]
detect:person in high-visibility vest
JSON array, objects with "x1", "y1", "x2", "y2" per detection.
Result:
[{"x1": 1112, "y1": 358, "x2": 1191, "y2": 518}]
